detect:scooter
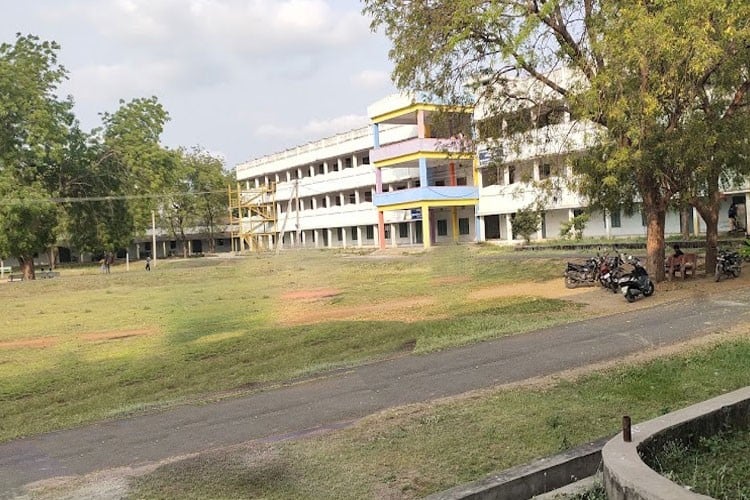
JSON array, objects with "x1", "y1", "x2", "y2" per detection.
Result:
[
  {"x1": 715, "y1": 249, "x2": 742, "y2": 281},
  {"x1": 617, "y1": 255, "x2": 655, "y2": 303}
]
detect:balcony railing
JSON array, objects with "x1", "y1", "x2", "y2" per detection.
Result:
[{"x1": 371, "y1": 137, "x2": 474, "y2": 165}]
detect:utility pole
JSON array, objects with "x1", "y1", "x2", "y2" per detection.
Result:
[{"x1": 151, "y1": 210, "x2": 157, "y2": 268}]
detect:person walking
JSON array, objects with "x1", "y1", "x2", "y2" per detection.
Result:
[{"x1": 145, "y1": 256, "x2": 151, "y2": 271}]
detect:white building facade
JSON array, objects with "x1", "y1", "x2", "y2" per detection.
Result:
[{"x1": 235, "y1": 94, "x2": 750, "y2": 250}]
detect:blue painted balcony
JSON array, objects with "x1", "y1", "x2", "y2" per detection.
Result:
[{"x1": 374, "y1": 186, "x2": 479, "y2": 208}]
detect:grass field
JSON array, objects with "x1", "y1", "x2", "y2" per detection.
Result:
[{"x1": 0, "y1": 246, "x2": 583, "y2": 442}]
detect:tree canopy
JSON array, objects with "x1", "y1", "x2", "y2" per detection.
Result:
[
  {"x1": 364, "y1": 0, "x2": 750, "y2": 279},
  {"x1": 0, "y1": 34, "x2": 230, "y2": 278}
]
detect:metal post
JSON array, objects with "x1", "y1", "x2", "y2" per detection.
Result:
[
  {"x1": 622, "y1": 416, "x2": 632, "y2": 442},
  {"x1": 151, "y1": 210, "x2": 157, "y2": 268}
]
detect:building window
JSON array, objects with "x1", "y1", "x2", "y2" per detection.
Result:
[
  {"x1": 364, "y1": 191, "x2": 372, "y2": 202},
  {"x1": 170, "y1": 241, "x2": 177, "y2": 249},
  {"x1": 482, "y1": 166, "x2": 500, "y2": 187},
  {"x1": 437, "y1": 219, "x2": 448, "y2": 236},
  {"x1": 399, "y1": 223, "x2": 408, "y2": 238},
  {"x1": 611, "y1": 209, "x2": 621, "y2": 228},
  {"x1": 335, "y1": 196, "x2": 342, "y2": 206},
  {"x1": 366, "y1": 226, "x2": 374, "y2": 240},
  {"x1": 384, "y1": 226, "x2": 391, "y2": 239},
  {"x1": 435, "y1": 180, "x2": 445, "y2": 187},
  {"x1": 217, "y1": 239, "x2": 225, "y2": 246},
  {"x1": 508, "y1": 165, "x2": 516, "y2": 184},
  {"x1": 321, "y1": 197, "x2": 328, "y2": 208},
  {"x1": 344, "y1": 158, "x2": 352, "y2": 168},
  {"x1": 337, "y1": 228, "x2": 343, "y2": 241},
  {"x1": 318, "y1": 164, "x2": 324, "y2": 175},
  {"x1": 540, "y1": 163, "x2": 551, "y2": 179},
  {"x1": 459, "y1": 218, "x2": 470, "y2": 235},
  {"x1": 348, "y1": 193, "x2": 356, "y2": 204},
  {"x1": 361, "y1": 156, "x2": 370, "y2": 165},
  {"x1": 456, "y1": 177, "x2": 467, "y2": 186},
  {"x1": 351, "y1": 226, "x2": 358, "y2": 241}
]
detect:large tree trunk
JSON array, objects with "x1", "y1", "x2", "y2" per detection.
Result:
[
  {"x1": 644, "y1": 207, "x2": 666, "y2": 282},
  {"x1": 18, "y1": 255, "x2": 35, "y2": 280},
  {"x1": 691, "y1": 173, "x2": 721, "y2": 274},
  {"x1": 641, "y1": 183, "x2": 667, "y2": 282}
]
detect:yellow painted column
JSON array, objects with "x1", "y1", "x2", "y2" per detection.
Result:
[
  {"x1": 452, "y1": 207, "x2": 459, "y2": 243},
  {"x1": 422, "y1": 205, "x2": 431, "y2": 249}
]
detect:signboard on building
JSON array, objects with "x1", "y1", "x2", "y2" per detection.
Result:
[
  {"x1": 410, "y1": 208, "x2": 422, "y2": 220},
  {"x1": 478, "y1": 147, "x2": 503, "y2": 167}
]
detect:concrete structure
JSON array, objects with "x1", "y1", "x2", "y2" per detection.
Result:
[
  {"x1": 234, "y1": 92, "x2": 750, "y2": 250},
  {"x1": 602, "y1": 386, "x2": 750, "y2": 500}
]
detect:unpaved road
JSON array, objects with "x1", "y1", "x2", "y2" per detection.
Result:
[{"x1": 2, "y1": 276, "x2": 750, "y2": 497}]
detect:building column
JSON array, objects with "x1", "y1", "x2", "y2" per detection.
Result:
[
  {"x1": 506, "y1": 215, "x2": 514, "y2": 241},
  {"x1": 314, "y1": 229, "x2": 320, "y2": 248},
  {"x1": 417, "y1": 109, "x2": 426, "y2": 138},
  {"x1": 475, "y1": 215, "x2": 484, "y2": 242},
  {"x1": 341, "y1": 227, "x2": 347, "y2": 248},
  {"x1": 378, "y1": 211, "x2": 386, "y2": 250},
  {"x1": 301, "y1": 231, "x2": 307, "y2": 247},
  {"x1": 136, "y1": 243, "x2": 141, "y2": 260},
  {"x1": 449, "y1": 162, "x2": 456, "y2": 186},
  {"x1": 422, "y1": 205, "x2": 431, "y2": 249},
  {"x1": 390, "y1": 223, "x2": 397, "y2": 248},
  {"x1": 604, "y1": 210, "x2": 612, "y2": 239},
  {"x1": 692, "y1": 207, "x2": 701, "y2": 236},
  {"x1": 451, "y1": 207, "x2": 459, "y2": 243},
  {"x1": 375, "y1": 168, "x2": 383, "y2": 194},
  {"x1": 409, "y1": 221, "x2": 416, "y2": 245},
  {"x1": 357, "y1": 226, "x2": 363, "y2": 247},
  {"x1": 327, "y1": 228, "x2": 333, "y2": 248},
  {"x1": 163, "y1": 241, "x2": 167, "y2": 258},
  {"x1": 419, "y1": 158, "x2": 428, "y2": 189},
  {"x1": 372, "y1": 123, "x2": 380, "y2": 148}
]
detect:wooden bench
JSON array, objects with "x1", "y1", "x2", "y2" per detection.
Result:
[
  {"x1": 665, "y1": 253, "x2": 697, "y2": 280},
  {"x1": 8, "y1": 273, "x2": 24, "y2": 282},
  {"x1": 38, "y1": 271, "x2": 60, "y2": 279}
]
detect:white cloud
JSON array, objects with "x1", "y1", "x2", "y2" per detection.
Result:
[
  {"x1": 351, "y1": 69, "x2": 391, "y2": 90},
  {"x1": 256, "y1": 114, "x2": 370, "y2": 144}
]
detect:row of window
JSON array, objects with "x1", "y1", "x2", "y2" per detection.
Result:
[
  {"x1": 481, "y1": 163, "x2": 555, "y2": 188},
  {"x1": 248, "y1": 155, "x2": 371, "y2": 188}
]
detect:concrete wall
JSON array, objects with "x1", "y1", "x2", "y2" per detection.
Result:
[{"x1": 602, "y1": 386, "x2": 750, "y2": 500}]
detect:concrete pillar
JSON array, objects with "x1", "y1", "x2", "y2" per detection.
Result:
[
  {"x1": 357, "y1": 226, "x2": 363, "y2": 247},
  {"x1": 692, "y1": 207, "x2": 701, "y2": 236},
  {"x1": 506, "y1": 214, "x2": 514, "y2": 241},
  {"x1": 314, "y1": 229, "x2": 320, "y2": 248},
  {"x1": 375, "y1": 168, "x2": 383, "y2": 194},
  {"x1": 372, "y1": 123, "x2": 380, "y2": 148},
  {"x1": 390, "y1": 224, "x2": 397, "y2": 248},
  {"x1": 605, "y1": 211, "x2": 612, "y2": 239},
  {"x1": 476, "y1": 215, "x2": 484, "y2": 242},
  {"x1": 417, "y1": 109, "x2": 426, "y2": 138},
  {"x1": 419, "y1": 158, "x2": 428, "y2": 189},
  {"x1": 378, "y1": 212, "x2": 386, "y2": 250},
  {"x1": 452, "y1": 207, "x2": 459, "y2": 243},
  {"x1": 422, "y1": 205, "x2": 431, "y2": 248},
  {"x1": 327, "y1": 228, "x2": 333, "y2": 248}
]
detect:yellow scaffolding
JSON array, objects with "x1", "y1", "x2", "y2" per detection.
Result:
[{"x1": 228, "y1": 183, "x2": 277, "y2": 252}]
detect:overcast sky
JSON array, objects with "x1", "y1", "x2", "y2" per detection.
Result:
[{"x1": 2, "y1": 0, "x2": 397, "y2": 169}]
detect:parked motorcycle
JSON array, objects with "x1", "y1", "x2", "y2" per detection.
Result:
[
  {"x1": 564, "y1": 255, "x2": 602, "y2": 288},
  {"x1": 715, "y1": 249, "x2": 742, "y2": 281},
  {"x1": 598, "y1": 252, "x2": 625, "y2": 293},
  {"x1": 617, "y1": 255, "x2": 654, "y2": 302}
]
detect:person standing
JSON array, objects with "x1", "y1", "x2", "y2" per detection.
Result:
[
  {"x1": 728, "y1": 203, "x2": 737, "y2": 232},
  {"x1": 145, "y1": 256, "x2": 151, "y2": 271}
]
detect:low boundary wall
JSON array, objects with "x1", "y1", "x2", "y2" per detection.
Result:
[
  {"x1": 425, "y1": 437, "x2": 608, "y2": 500},
  {"x1": 602, "y1": 386, "x2": 750, "y2": 500}
]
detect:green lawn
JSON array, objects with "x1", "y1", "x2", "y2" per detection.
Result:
[
  {"x1": 123, "y1": 338, "x2": 750, "y2": 499},
  {"x1": 0, "y1": 246, "x2": 580, "y2": 442}
]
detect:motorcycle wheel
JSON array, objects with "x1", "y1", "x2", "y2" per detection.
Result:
[
  {"x1": 733, "y1": 266, "x2": 741, "y2": 278},
  {"x1": 715, "y1": 266, "x2": 723, "y2": 282},
  {"x1": 564, "y1": 275, "x2": 578, "y2": 289},
  {"x1": 643, "y1": 282, "x2": 655, "y2": 297},
  {"x1": 625, "y1": 290, "x2": 636, "y2": 303}
]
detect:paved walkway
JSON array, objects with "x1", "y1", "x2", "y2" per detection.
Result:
[{"x1": 2, "y1": 287, "x2": 749, "y2": 493}]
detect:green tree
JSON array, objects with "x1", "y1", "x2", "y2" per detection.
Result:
[
  {"x1": 364, "y1": 0, "x2": 750, "y2": 280},
  {"x1": 511, "y1": 206, "x2": 540, "y2": 243},
  {"x1": 0, "y1": 34, "x2": 73, "y2": 278}
]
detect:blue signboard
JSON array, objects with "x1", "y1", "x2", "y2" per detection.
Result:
[{"x1": 410, "y1": 208, "x2": 422, "y2": 220}]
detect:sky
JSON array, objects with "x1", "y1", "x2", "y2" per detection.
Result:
[{"x1": 2, "y1": 0, "x2": 398, "y2": 169}]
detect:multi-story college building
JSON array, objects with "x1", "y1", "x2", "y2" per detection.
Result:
[{"x1": 234, "y1": 93, "x2": 750, "y2": 251}]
